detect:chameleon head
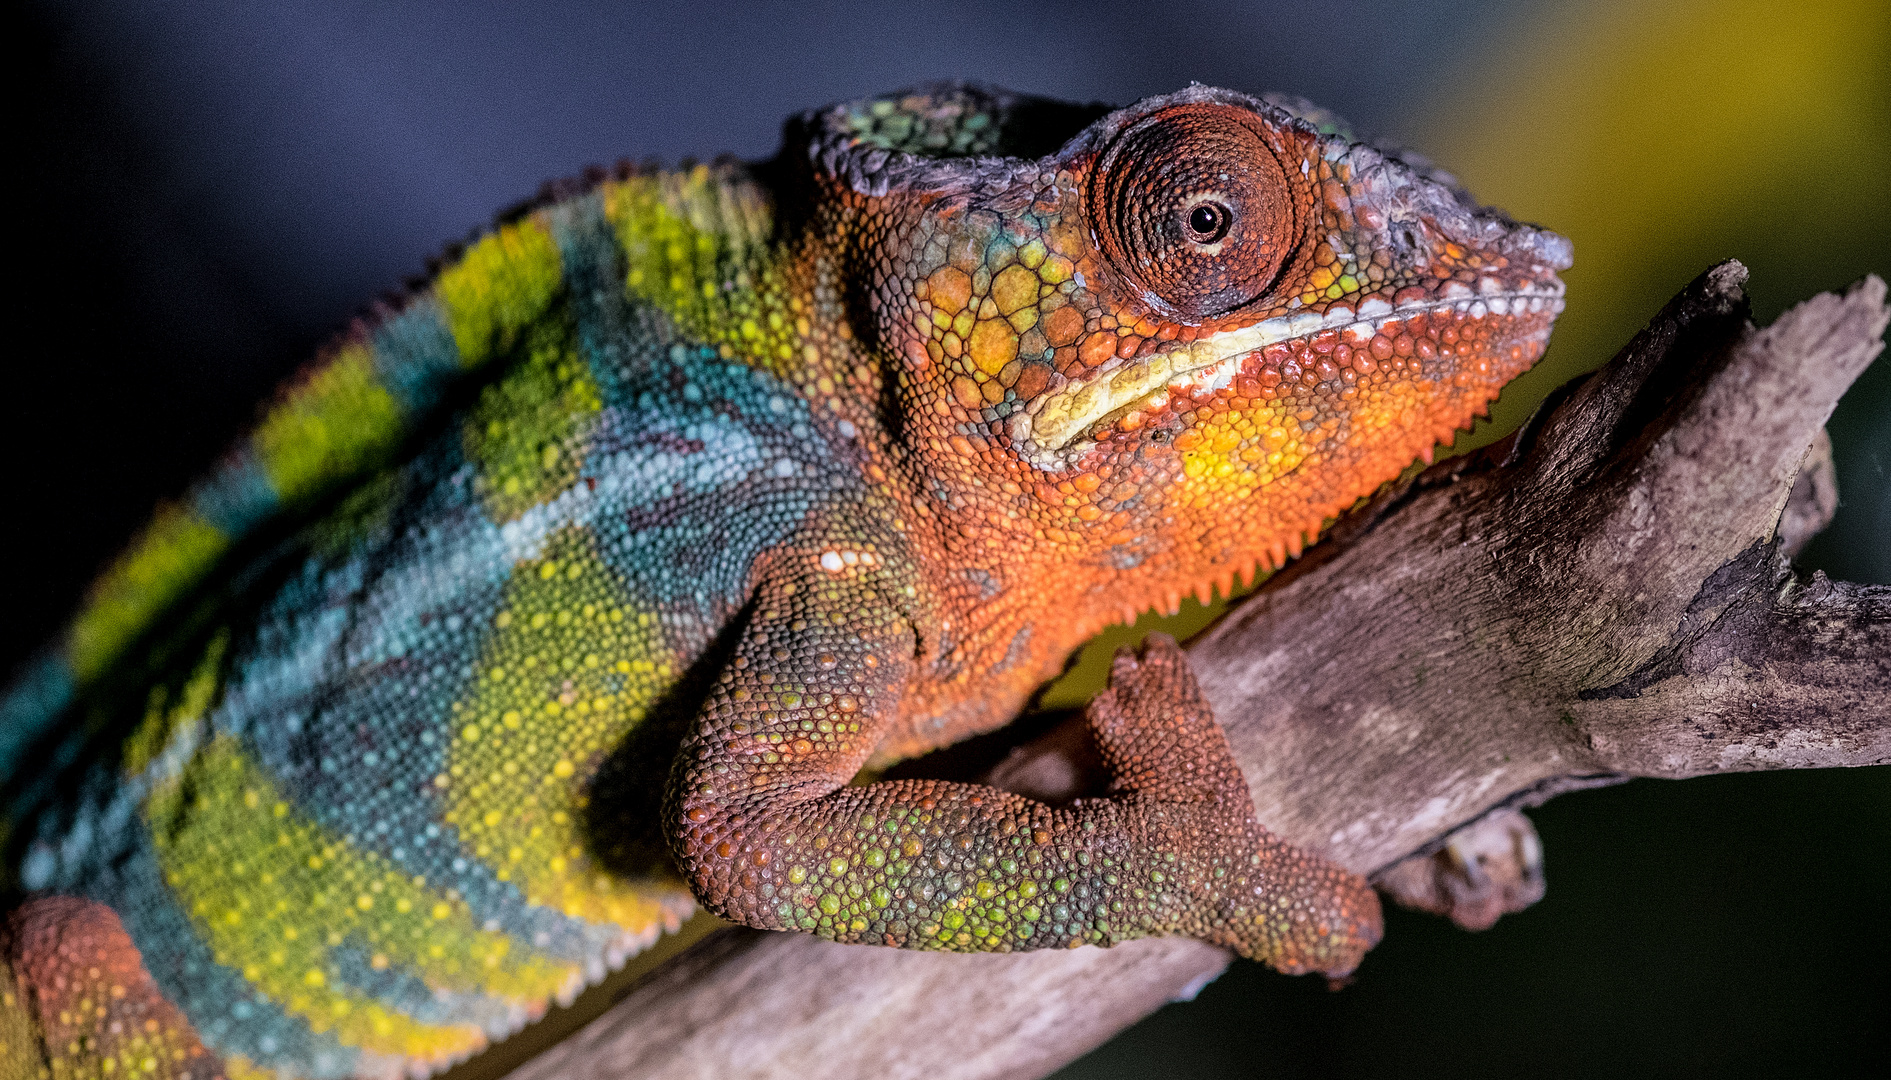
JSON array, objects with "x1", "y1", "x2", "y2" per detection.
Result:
[{"x1": 819, "y1": 84, "x2": 1571, "y2": 603}]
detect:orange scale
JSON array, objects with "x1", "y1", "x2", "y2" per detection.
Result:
[{"x1": 1077, "y1": 335, "x2": 1117, "y2": 367}]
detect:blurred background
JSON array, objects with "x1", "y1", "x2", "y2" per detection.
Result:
[{"x1": 10, "y1": 0, "x2": 1887, "y2": 1076}]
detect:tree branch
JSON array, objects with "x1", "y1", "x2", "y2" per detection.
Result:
[
  {"x1": 499, "y1": 264, "x2": 1890, "y2": 1080},
  {"x1": 1577, "y1": 567, "x2": 1890, "y2": 774}
]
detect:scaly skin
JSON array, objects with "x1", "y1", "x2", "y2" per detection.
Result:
[{"x1": 0, "y1": 85, "x2": 1568, "y2": 1078}]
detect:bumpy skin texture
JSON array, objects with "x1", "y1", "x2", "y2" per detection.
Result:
[
  {"x1": 0, "y1": 85, "x2": 1567, "y2": 1078},
  {"x1": 1, "y1": 897, "x2": 224, "y2": 1080},
  {"x1": 686, "y1": 633, "x2": 1377, "y2": 966}
]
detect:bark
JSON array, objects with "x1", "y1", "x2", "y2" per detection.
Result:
[{"x1": 500, "y1": 264, "x2": 1890, "y2": 1080}]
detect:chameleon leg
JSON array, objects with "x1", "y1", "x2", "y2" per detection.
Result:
[
  {"x1": 2, "y1": 896, "x2": 227, "y2": 1079},
  {"x1": 667, "y1": 564, "x2": 1379, "y2": 975}
]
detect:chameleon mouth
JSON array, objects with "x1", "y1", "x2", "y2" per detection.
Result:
[{"x1": 1010, "y1": 279, "x2": 1567, "y2": 466}]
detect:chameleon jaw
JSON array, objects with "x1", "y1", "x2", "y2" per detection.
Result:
[{"x1": 1009, "y1": 280, "x2": 1568, "y2": 470}]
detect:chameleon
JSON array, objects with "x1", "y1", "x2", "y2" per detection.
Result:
[{"x1": 0, "y1": 83, "x2": 1569, "y2": 1079}]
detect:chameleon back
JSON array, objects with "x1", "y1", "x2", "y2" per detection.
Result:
[{"x1": 3, "y1": 170, "x2": 840, "y2": 1077}]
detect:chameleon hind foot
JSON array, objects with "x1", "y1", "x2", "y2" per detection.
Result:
[
  {"x1": 2, "y1": 896, "x2": 224, "y2": 1079},
  {"x1": 1377, "y1": 807, "x2": 1546, "y2": 931},
  {"x1": 1084, "y1": 635, "x2": 1383, "y2": 976}
]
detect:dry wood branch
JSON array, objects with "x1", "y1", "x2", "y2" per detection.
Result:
[{"x1": 505, "y1": 263, "x2": 1890, "y2": 1080}]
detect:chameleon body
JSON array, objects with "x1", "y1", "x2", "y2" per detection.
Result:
[{"x1": 0, "y1": 85, "x2": 1568, "y2": 1078}]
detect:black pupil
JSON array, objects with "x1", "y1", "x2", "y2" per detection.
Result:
[{"x1": 1188, "y1": 203, "x2": 1226, "y2": 240}]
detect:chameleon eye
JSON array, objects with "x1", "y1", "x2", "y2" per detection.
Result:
[
  {"x1": 1089, "y1": 104, "x2": 1295, "y2": 321},
  {"x1": 1186, "y1": 201, "x2": 1232, "y2": 243}
]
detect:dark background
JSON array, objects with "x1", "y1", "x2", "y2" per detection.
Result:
[{"x1": 10, "y1": 1, "x2": 1887, "y2": 1077}]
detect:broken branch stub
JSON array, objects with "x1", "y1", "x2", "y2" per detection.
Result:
[{"x1": 503, "y1": 264, "x2": 1889, "y2": 1080}]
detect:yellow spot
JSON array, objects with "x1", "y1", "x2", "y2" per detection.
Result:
[
  {"x1": 436, "y1": 218, "x2": 562, "y2": 368},
  {"x1": 447, "y1": 528, "x2": 695, "y2": 930},
  {"x1": 145, "y1": 737, "x2": 572, "y2": 1058},
  {"x1": 991, "y1": 264, "x2": 1039, "y2": 315},
  {"x1": 927, "y1": 266, "x2": 973, "y2": 315},
  {"x1": 253, "y1": 344, "x2": 402, "y2": 508},
  {"x1": 968, "y1": 319, "x2": 1019, "y2": 377},
  {"x1": 603, "y1": 169, "x2": 795, "y2": 376},
  {"x1": 67, "y1": 509, "x2": 229, "y2": 685}
]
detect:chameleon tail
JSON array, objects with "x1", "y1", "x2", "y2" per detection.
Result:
[{"x1": 0, "y1": 209, "x2": 569, "y2": 799}]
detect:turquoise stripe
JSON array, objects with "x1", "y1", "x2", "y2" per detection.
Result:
[
  {"x1": 0, "y1": 652, "x2": 74, "y2": 800},
  {"x1": 372, "y1": 298, "x2": 465, "y2": 415},
  {"x1": 190, "y1": 451, "x2": 280, "y2": 537},
  {"x1": 103, "y1": 829, "x2": 363, "y2": 1078}
]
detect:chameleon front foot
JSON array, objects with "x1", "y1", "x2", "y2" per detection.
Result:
[
  {"x1": 671, "y1": 575, "x2": 1377, "y2": 968},
  {"x1": 1085, "y1": 635, "x2": 1382, "y2": 976}
]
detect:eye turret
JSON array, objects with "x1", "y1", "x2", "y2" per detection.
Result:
[{"x1": 1089, "y1": 104, "x2": 1296, "y2": 322}]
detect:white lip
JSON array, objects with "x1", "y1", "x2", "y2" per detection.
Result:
[{"x1": 1010, "y1": 280, "x2": 1565, "y2": 463}]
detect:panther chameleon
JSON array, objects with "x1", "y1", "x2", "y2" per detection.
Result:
[{"x1": 0, "y1": 83, "x2": 1569, "y2": 1078}]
